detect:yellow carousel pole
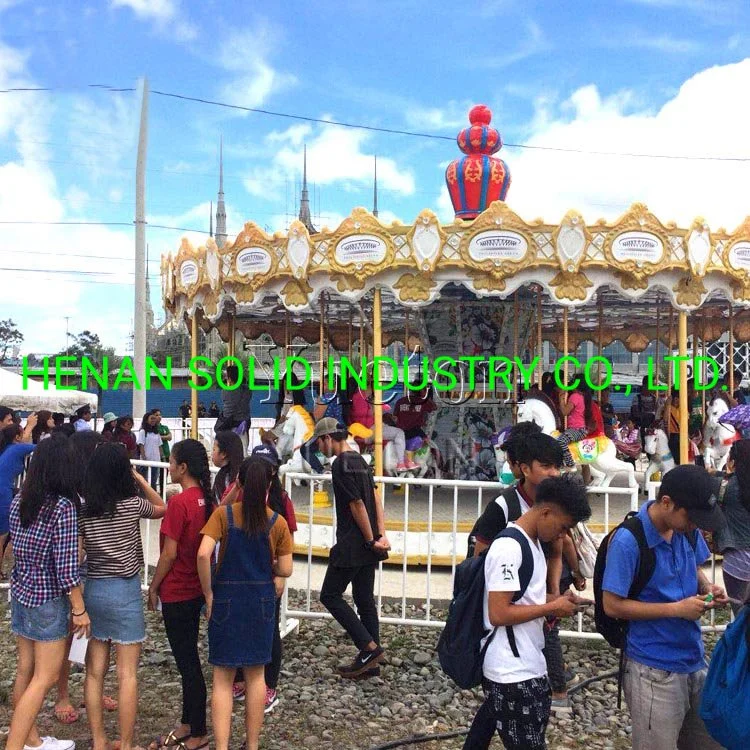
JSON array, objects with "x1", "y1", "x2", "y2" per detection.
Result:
[
  {"x1": 668, "y1": 306, "x2": 675, "y2": 393},
  {"x1": 373, "y1": 290, "x2": 384, "y2": 480},
  {"x1": 655, "y1": 297, "x2": 661, "y2": 388},
  {"x1": 191, "y1": 313, "x2": 199, "y2": 439},
  {"x1": 563, "y1": 307, "x2": 569, "y2": 429},
  {"x1": 319, "y1": 293, "x2": 326, "y2": 398},
  {"x1": 348, "y1": 306, "x2": 353, "y2": 363},
  {"x1": 359, "y1": 303, "x2": 365, "y2": 365},
  {"x1": 597, "y1": 293, "x2": 604, "y2": 386},
  {"x1": 537, "y1": 288, "x2": 543, "y2": 388},
  {"x1": 701, "y1": 313, "x2": 707, "y2": 415},
  {"x1": 678, "y1": 312, "x2": 689, "y2": 464},
  {"x1": 729, "y1": 304, "x2": 735, "y2": 396},
  {"x1": 227, "y1": 313, "x2": 235, "y2": 358},
  {"x1": 512, "y1": 292, "x2": 519, "y2": 421}
]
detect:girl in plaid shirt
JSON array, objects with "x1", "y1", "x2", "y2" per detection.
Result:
[{"x1": 7, "y1": 436, "x2": 90, "y2": 750}]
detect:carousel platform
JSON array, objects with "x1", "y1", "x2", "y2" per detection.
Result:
[{"x1": 286, "y1": 468, "x2": 643, "y2": 566}]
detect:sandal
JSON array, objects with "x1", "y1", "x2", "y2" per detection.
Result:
[
  {"x1": 54, "y1": 704, "x2": 81, "y2": 724},
  {"x1": 148, "y1": 731, "x2": 191, "y2": 750},
  {"x1": 176, "y1": 742, "x2": 210, "y2": 750},
  {"x1": 80, "y1": 695, "x2": 118, "y2": 712}
]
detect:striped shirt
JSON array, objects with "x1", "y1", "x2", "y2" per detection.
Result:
[
  {"x1": 79, "y1": 496, "x2": 157, "y2": 579},
  {"x1": 10, "y1": 493, "x2": 81, "y2": 608}
]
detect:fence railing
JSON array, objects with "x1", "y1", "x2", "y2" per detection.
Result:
[{"x1": 4, "y1": 462, "x2": 728, "y2": 638}]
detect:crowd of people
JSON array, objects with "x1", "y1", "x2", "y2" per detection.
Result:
[{"x1": 2, "y1": 364, "x2": 750, "y2": 749}]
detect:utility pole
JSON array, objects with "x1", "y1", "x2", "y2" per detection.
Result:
[
  {"x1": 64, "y1": 317, "x2": 70, "y2": 388},
  {"x1": 133, "y1": 76, "x2": 149, "y2": 421}
]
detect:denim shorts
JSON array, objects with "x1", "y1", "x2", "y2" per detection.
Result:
[
  {"x1": 11, "y1": 595, "x2": 70, "y2": 642},
  {"x1": 85, "y1": 574, "x2": 146, "y2": 644}
]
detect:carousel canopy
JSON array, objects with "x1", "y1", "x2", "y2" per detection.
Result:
[{"x1": 162, "y1": 105, "x2": 750, "y2": 353}]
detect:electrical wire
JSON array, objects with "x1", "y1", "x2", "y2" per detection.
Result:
[{"x1": 3, "y1": 84, "x2": 750, "y2": 162}]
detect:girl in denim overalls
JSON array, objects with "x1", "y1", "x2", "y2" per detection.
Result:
[{"x1": 197, "y1": 457, "x2": 293, "y2": 750}]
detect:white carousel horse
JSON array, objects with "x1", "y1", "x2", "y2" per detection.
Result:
[
  {"x1": 515, "y1": 398, "x2": 637, "y2": 488},
  {"x1": 703, "y1": 397, "x2": 738, "y2": 471},
  {"x1": 277, "y1": 407, "x2": 375, "y2": 483},
  {"x1": 643, "y1": 426, "x2": 675, "y2": 489}
]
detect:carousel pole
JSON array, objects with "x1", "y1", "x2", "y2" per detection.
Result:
[
  {"x1": 405, "y1": 308, "x2": 410, "y2": 363},
  {"x1": 512, "y1": 292, "x2": 519, "y2": 421},
  {"x1": 563, "y1": 307, "x2": 569, "y2": 429},
  {"x1": 319, "y1": 293, "x2": 326, "y2": 398},
  {"x1": 668, "y1": 306, "x2": 675, "y2": 393},
  {"x1": 359, "y1": 303, "x2": 365, "y2": 365},
  {"x1": 678, "y1": 312, "x2": 689, "y2": 464},
  {"x1": 190, "y1": 313, "x2": 199, "y2": 439},
  {"x1": 537, "y1": 288, "x2": 543, "y2": 388},
  {"x1": 729, "y1": 304, "x2": 735, "y2": 396},
  {"x1": 701, "y1": 312, "x2": 706, "y2": 415},
  {"x1": 373, "y1": 289, "x2": 384, "y2": 480},
  {"x1": 228, "y1": 314, "x2": 235, "y2": 358},
  {"x1": 597, "y1": 293, "x2": 604, "y2": 386},
  {"x1": 655, "y1": 297, "x2": 661, "y2": 388},
  {"x1": 348, "y1": 306, "x2": 353, "y2": 363}
]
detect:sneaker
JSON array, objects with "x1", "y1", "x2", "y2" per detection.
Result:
[
  {"x1": 232, "y1": 682, "x2": 246, "y2": 701},
  {"x1": 25, "y1": 738, "x2": 76, "y2": 750},
  {"x1": 395, "y1": 463, "x2": 410, "y2": 472},
  {"x1": 565, "y1": 669, "x2": 580, "y2": 688},
  {"x1": 264, "y1": 687, "x2": 279, "y2": 714},
  {"x1": 338, "y1": 646, "x2": 385, "y2": 678},
  {"x1": 550, "y1": 696, "x2": 572, "y2": 714},
  {"x1": 404, "y1": 459, "x2": 419, "y2": 470}
]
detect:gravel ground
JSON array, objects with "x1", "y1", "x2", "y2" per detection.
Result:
[{"x1": 0, "y1": 591, "x2": 723, "y2": 750}]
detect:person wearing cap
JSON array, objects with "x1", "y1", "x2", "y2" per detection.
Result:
[
  {"x1": 602, "y1": 464, "x2": 729, "y2": 750},
  {"x1": 100, "y1": 412, "x2": 118, "y2": 442},
  {"x1": 314, "y1": 417, "x2": 391, "y2": 678}
]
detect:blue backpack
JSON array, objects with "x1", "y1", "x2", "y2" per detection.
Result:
[
  {"x1": 437, "y1": 527, "x2": 533, "y2": 689},
  {"x1": 700, "y1": 606, "x2": 750, "y2": 750}
]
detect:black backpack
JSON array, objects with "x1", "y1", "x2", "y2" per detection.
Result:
[
  {"x1": 438, "y1": 527, "x2": 533, "y2": 690},
  {"x1": 593, "y1": 511, "x2": 698, "y2": 706},
  {"x1": 467, "y1": 485, "x2": 524, "y2": 558}
]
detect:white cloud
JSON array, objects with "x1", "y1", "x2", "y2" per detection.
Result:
[
  {"x1": 0, "y1": 39, "x2": 136, "y2": 353},
  {"x1": 463, "y1": 19, "x2": 549, "y2": 70},
  {"x1": 110, "y1": 0, "x2": 197, "y2": 40},
  {"x1": 405, "y1": 100, "x2": 473, "y2": 132},
  {"x1": 243, "y1": 124, "x2": 415, "y2": 204},
  {"x1": 498, "y1": 58, "x2": 750, "y2": 229},
  {"x1": 215, "y1": 21, "x2": 296, "y2": 111}
]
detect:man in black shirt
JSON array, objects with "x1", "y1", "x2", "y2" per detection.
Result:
[{"x1": 314, "y1": 417, "x2": 391, "y2": 678}]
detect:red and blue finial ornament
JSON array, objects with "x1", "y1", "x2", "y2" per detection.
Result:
[{"x1": 445, "y1": 104, "x2": 511, "y2": 220}]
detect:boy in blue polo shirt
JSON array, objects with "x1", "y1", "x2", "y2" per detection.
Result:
[{"x1": 602, "y1": 465, "x2": 729, "y2": 750}]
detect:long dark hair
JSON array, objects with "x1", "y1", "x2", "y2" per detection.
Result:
[
  {"x1": 241, "y1": 457, "x2": 273, "y2": 536},
  {"x1": 70, "y1": 430, "x2": 103, "y2": 495},
  {"x1": 729, "y1": 439, "x2": 750, "y2": 514},
  {"x1": 0, "y1": 424, "x2": 22, "y2": 454},
  {"x1": 212, "y1": 431, "x2": 244, "y2": 503},
  {"x1": 32, "y1": 410, "x2": 53, "y2": 444},
  {"x1": 19, "y1": 435, "x2": 78, "y2": 527},
  {"x1": 115, "y1": 415, "x2": 133, "y2": 433},
  {"x1": 171, "y1": 439, "x2": 214, "y2": 521},
  {"x1": 235, "y1": 455, "x2": 289, "y2": 521},
  {"x1": 82, "y1": 442, "x2": 139, "y2": 518},
  {"x1": 140, "y1": 410, "x2": 158, "y2": 433}
]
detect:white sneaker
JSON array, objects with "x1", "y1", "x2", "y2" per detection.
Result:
[{"x1": 25, "y1": 737, "x2": 76, "y2": 750}]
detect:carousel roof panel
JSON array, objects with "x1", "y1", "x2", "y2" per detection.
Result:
[{"x1": 163, "y1": 202, "x2": 750, "y2": 350}]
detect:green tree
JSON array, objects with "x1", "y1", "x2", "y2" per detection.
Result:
[
  {"x1": 0, "y1": 318, "x2": 23, "y2": 362},
  {"x1": 55, "y1": 330, "x2": 123, "y2": 396}
]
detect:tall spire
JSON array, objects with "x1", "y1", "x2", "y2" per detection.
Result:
[
  {"x1": 373, "y1": 155, "x2": 379, "y2": 218},
  {"x1": 298, "y1": 144, "x2": 317, "y2": 234},
  {"x1": 215, "y1": 136, "x2": 227, "y2": 248},
  {"x1": 209, "y1": 200, "x2": 213, "y2": 238}
]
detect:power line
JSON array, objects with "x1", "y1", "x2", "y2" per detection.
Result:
[
  {"x1": 3, "y1": 84, "x2": 750, "y2": 162},
  {"x1": 0, "y1": 220, "x2": 210, "y2": 234}
]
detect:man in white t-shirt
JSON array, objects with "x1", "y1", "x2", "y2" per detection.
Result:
[{"x1": 463, "y1": 474, "x2": 592, "y2": 750}]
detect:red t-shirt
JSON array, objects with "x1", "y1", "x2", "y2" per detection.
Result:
[
  {"x1": 158, "y1": 486, "x2": 208, "y2": 603},
  {"x1": 394, "y1": 397, "x2": 436, "y2": 431},
  {"x1": 587, "y1": 401, "x2": 605, "y2": 438}
]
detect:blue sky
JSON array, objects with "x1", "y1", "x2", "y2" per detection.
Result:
[{"x1": 2, "y1": 0, "x2": 750, "y2": 354}]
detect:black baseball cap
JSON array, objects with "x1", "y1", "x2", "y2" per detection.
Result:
[
  {"x1": 251, "y1": 444, "x2": 280, "y2": 468},
  {"x1": 658, "y1": 465, "x2": 727, "y2": 532}
]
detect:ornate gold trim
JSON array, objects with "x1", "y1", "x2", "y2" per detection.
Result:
[
  {"x1": 393, "y1": 272, "x2": 435, "y2": 302},
  {"x1": 407, "y1": 209, "x2": 445, "y2": 272},
  {"x1": 673, "y1": 276, "x2": 706, "y2": 308},
  {"x1": 549, "y1": 270, "x2": 593, "y2": 301},
  {"x1": 281, "y1": 278, "x2": 314, "y2": 308},
  {"x1": 327, "y1": 208, "x2": 396, "y2": 282}
]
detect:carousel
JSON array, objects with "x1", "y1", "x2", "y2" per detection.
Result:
[{"x1": 161, "y1": 104, "x2": 750, "y2": 562}]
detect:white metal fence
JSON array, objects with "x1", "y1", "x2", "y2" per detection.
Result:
[{"x1": 4, "y1": 460, "x2": 728, "y2": 638}]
